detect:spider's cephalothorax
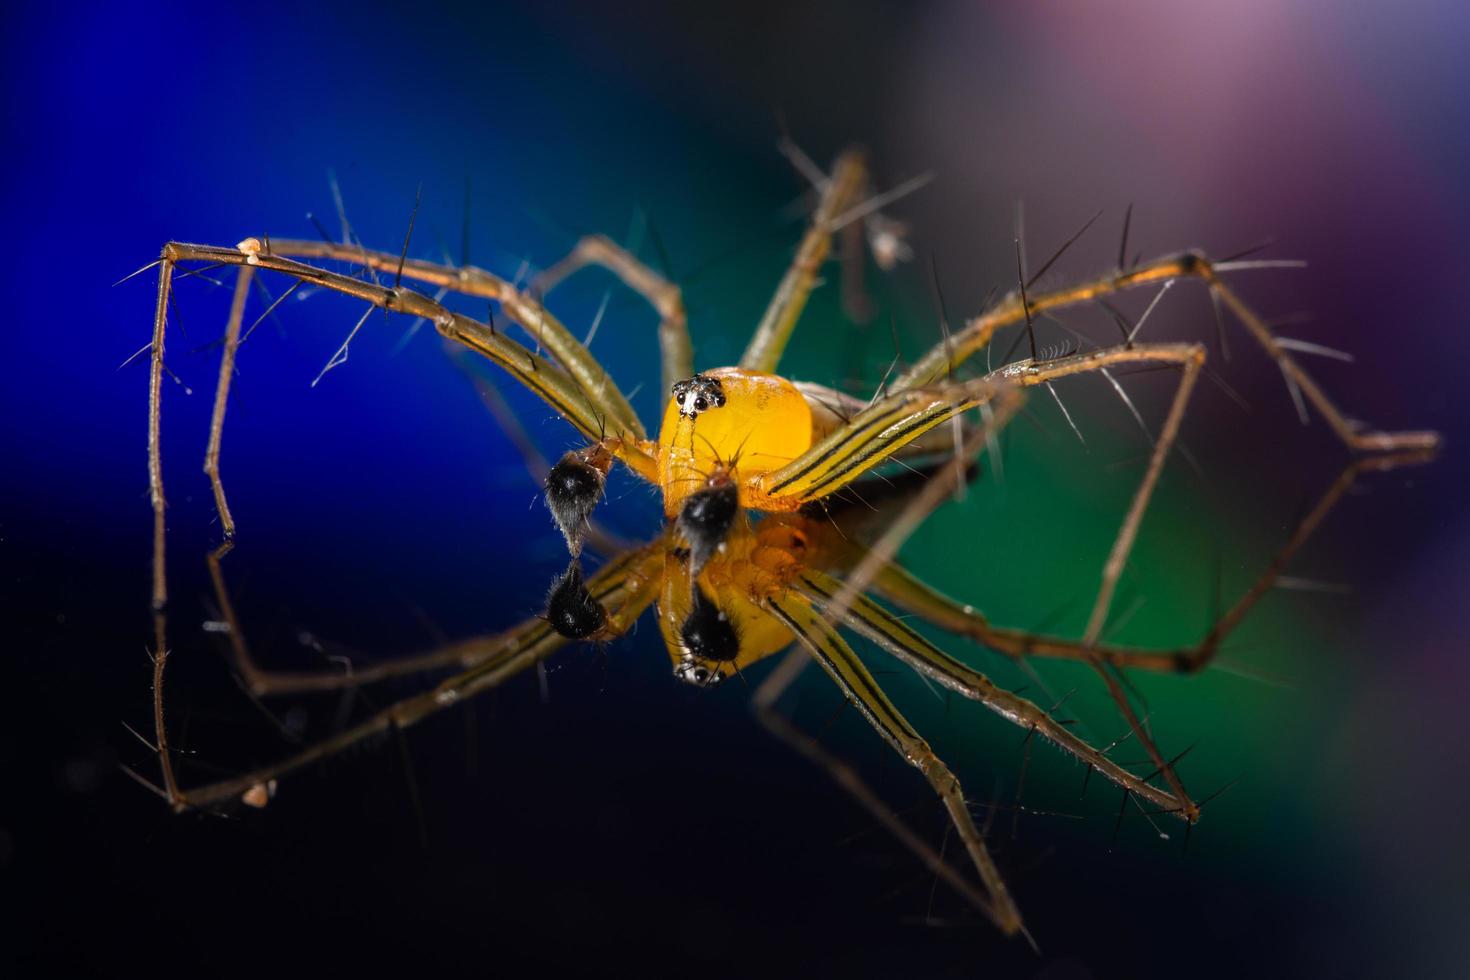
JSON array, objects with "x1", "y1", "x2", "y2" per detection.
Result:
[
  {"x1": 657, "y1": 367, "x2": 829, "y2": 517},
  {"x1": 670, "y1": 373, "x2": 727, "y2": 419}
]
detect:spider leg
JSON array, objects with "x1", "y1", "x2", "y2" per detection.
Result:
[
  {"x1": 755, "y1": 378, "x2": 1023, "y2": 504},
  {"x1": 806, "y1": 342, "x2": 1428, "y2": 821},
  {"x1": 752, "y1": 672, "x2": 1000, "y2": 919},
  {"x1": 148, "y1": 245, "x2": 661, "y2": 608},
  {"x1": 783, "y1": 342, "x2": 1203, "y2": 815},
  {"x1": 150, "y1": 540, "x2": 663, "y2": 812},
  {"x1": 792, "y1": 569, "x2": 1196, "y2": 820},
  {"x1": 739, "y1": 148, "x2": 871, "y2": 373},
  {"x1": 860, "y1": 449, "x2": 1433, "y2": 674},
  {"x1": 763, "y1": 590, "x2": 1025, "y2": 937},
  {"x1": 236, "y1": 239, "x2": 643, "y2": 437},
  {"x1": 453, "y1": 360, "x2": 636, "y2": 557},
  {"x1": 157, "y1": 243, "x2": 646, "y2": 444},
  {"x1": 201, "y1": 266, "x2": 254, "y2": 538},
  {"x1": 205, "y1": 540, "x2": 657, "y2": 697},
  {"x1": 992, "y1": 342, "x2": 1202, "y2": 809},
  {"x1": 892, "y1": 250, "x2": 1438, "y2": 456},
  {"x1": 148, "y1": 255, "x2": 174, "y2": 611},
  {"x1": 189, "y1": 252, "x2": 637, "y2": 570},
  {"x1": 987, "y1": 342, "x2": 1206, "y2": 646},
  {"x1": 529, "y1": 233, "x2": 693, "y2": 392},
  {"x1": 791, "y1": 379, "x2": 984, "y2": 468}
]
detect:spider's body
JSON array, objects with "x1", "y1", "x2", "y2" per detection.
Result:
[
  {"x1": 657, "y1": 367, "x2": 817, "y2": 514},
  {"x1": 658, "y1": 510, "x2": 820, "y2": 687},
  {"x1": 656, "y1": 367, "x2": 938, "y2": 515},
  {"x1": 585, "y1": 363, "x2": 989, "y2": 685},
  {"x1": 557, "y1": 362, "x2": 926, "y2": 685},
  {"x1": 143, "y1": 145, "x2": 1438, "y2": 939}
]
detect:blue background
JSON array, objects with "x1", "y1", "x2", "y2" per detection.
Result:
[{"x1": 5, "y1": 2, "x2": 1469, "y2": 976}]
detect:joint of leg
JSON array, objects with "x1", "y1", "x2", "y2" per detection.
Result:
[
  {"x1": 1175, "y1": 650, "x2": 1207, "y2": 674},
  {"x1": 655, "y1": 288, "x2": 684, "y2": 320},
  {"x1": 910, "y1": 745, "x2": 951, "y2": 782},
  {"x1": 577, "y1": 234, "x2": 613, "y2": 261},
  {"x1": 236, "y1": 237, "x2": 263, "y2": 264},
  {"x1": 1175, "y1": 250, "x2": 1211, "y2": 277}
]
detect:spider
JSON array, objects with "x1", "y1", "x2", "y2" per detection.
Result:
[{"x1": 134, "y1": 143, "x2": 1439, "y2": 941}]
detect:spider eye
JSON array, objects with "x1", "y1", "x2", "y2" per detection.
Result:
[
  {"x1": 675, "y1": 659, "x2": 724, "y2": 688},
  {"x1": 679, "y1": 587, "x2": 739, "y2": 665},
  {"x1": 669, "y1": 374, "x2": 725, "y2": 419},
  {"x1": 545, "y1": 560, "x2": 607, "y2": 639},
  {"x1": 545, "y1": 451, "x2": 606, "y2": 555}
]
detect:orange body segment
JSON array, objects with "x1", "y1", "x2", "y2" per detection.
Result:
[
  {"x1": 656, "y1": 367, "x2": 817, "y2": 515},
  {"x1": 656, "y1": 516, "x2": 820, "y2": 682}
]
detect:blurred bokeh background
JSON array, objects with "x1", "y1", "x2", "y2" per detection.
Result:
[{"x1": 4, "y1": 1, "x2": 1467, "y2": 976}]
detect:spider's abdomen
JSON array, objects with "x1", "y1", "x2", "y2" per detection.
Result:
[{"x1": 657, "y1": 367, "x2": 815, "y2": 516}]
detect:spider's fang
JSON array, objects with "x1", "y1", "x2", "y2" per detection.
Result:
[{"x1": 545, "y1": 560, "x2": 607, "y2": 639}]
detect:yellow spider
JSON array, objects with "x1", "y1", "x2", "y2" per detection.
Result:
[{"x1": 138, "y1": 145, "x2": 1438, "y2": 939}]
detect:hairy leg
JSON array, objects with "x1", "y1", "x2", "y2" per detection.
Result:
[
  {"x1": 234, "y1": 237, "x2": 646, "y2": 437},
  {"x1": 740, "y1": 148, "x2": 871, "y2": 373},
  {"x1": 202, "y1": 266, "x2": 255, "y2": 538},
  {"x1": 861, "y1": 449, "x2": 1434, "y2": 673},
  {"x1": 147, "y1": 243, "x2": 661, "y2": 613},
  {"x1": 145, "y1": 541, "x2": 664, "y2": 811},
  {"x1": 756, "y1": 378, "x2": 1020, "y2": 504},
  {"x1": 764, "y1": 589, "x2": 1025, "y2": 937},
  {"x1": 894, "y1": 251, "x2": 1437, "y2": 456},
  {"x1": 793, "y1": 569, "x2": 1196, "y2": 819},
  {"x1": 530, "y1": 233, "x2": 692, "y2": 392}
]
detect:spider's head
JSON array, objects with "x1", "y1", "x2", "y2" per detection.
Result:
[
  {"x1": 670, "y1": 374, "x2": 727, "y2": 420},
  {"x1": 545, "y1": 560, "x2": 607, "y2": 639},
  {"x1": 673, "y1": 586, "x2": 739, "y2": 688},
  {"x1": 673, "y1": 658, "x2": 725, "y2": 688}
]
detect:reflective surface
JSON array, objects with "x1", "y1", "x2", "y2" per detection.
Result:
[{"x1": 6, "y1": 3, "x2": 1467, "y2": 976}]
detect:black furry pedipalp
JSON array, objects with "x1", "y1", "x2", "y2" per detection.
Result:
[
  {"x1": 675, "y1": 586, "x2": 740, "y2": 687},
  {"x1": 676, "y1": 479, "x2": 739, "y2": 576},
  {"x1": 545, "y1": 449, "x2": 608, "y2": 555},
  {"x1": 545, "y1": 560, "x2": 607, "y2": 639}
]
